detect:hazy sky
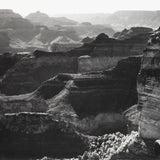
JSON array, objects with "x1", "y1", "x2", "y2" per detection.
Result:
[{"x1": 0, "y1": 0, "x2": 160, "y2": 16}]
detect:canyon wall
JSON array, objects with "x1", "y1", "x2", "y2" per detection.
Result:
[
  {"x1": 0, "y1": 56, "x2": 141, "y2": 135},
  {"x1": 0, "y1": 31, "x2": 148, "y2": 95},
  {"x1": 78, "y1": 55, "x2": 122, "y2": 72},
  {"x1": 0, "y1": 31, "x2": 10, "y2": 53},
  {"x1": 137, "y1": 28, "x2": 160, "y2": 139},
  {"x1": 0, "y1": 56, "x2": 142, "y2": 158},
  {"x1": 0, "y1": 52, "x2": 21, "y2": 79},
  {"x1": 70, "y1": 33, "x2": 149, "y2": 57},
  {"x1": 1, "y1": 51, "x2": 78, "y2": 95}
]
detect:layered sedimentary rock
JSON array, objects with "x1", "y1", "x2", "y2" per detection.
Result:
[
  {"x1": 78, "y1": 55, "x2": 122, "y2": 72},
  {"x1": 70, "y1": 32, "x2": 149, "y2": 57},
  {"x1": 0, "y1": 9, "x2": 33, "y2": 29},
  {"x1": 1, "y1": 31, "x2": 146, "y2": 95},
  {"x1": 0, "y1": 31, "x2": 10, "y2": 53},
  {"x1": 137, "y1": 28, "x2": 160, "y2": 139},
  {"x1": 0, "y1": 56, "x2": 141, "y2": 135},
  {"x1": 1, "y1": 50, "x2": 78, "y2": 95},
  {"x1": 0, "y1": 52, "x2": 21, "y2": 78},
  {"x1": 114, "y1": 27, "x2": 153, "y2": 40},
  {"x1": 0, "y1": 56, "x2": 142, "y2": 158},
  {"x1": 50, "y1": 36, "x2": 82, "y2": 52}
]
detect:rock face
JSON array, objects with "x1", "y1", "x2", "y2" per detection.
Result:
[
  {"x1": 0, "y1": 112, "x2": 87, "y2": 159},
  {"x1": 114, "y1": 27, "x2": 153, "y2": 40},
  {"x1": 0, "y1": 56, "x2": 142, "y2": 159},
  {"x1": 0, "y1": 31, "x2": 10, "y2": 53},
  {"x1": 137, "y1": 28, "x2": 160, "y2": 140},
  {"x1": 50, "y1": 35, "x2": 82, "y2": 52},
  {"x1": 0, "y1": 51, "x2": 78, "y2": 95},
  {"x1": 0, "y1": 52, "x2": 20, "y2": 78},
  {"x1": 1, "y1": 31, "x2": 146, "y2": 95},
  {"x1": 0, "y1": 9, "x2": 33, "y2": 29},
  {"x1": 70, "y1": 32, "x2": 149, "y2": 57},
  {"x1": 0, "y1": 56, "x2": 141, "y2": 136},
  {"x1": 78, "y1": 55, "x2": 122, "y2": 73}
]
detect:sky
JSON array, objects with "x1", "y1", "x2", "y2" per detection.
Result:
[{"x1": 0, "y1": 0, "x2": 160, "y2": 16}]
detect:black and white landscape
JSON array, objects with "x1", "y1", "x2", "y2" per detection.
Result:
[{"x1": 0, "y1": 0, "x2": 160, "y2": 159}]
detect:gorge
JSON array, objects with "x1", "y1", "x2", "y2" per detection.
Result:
[{"x1": 1, "y1": 9, "x2": 160, "y2": 160}]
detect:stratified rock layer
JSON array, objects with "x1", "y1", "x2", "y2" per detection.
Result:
[
  {"x1": 0, "y1": 52, "x2": 21, "y2": 78},
  {"x1": 0, "y1": 31, "x2": 10, "y2": 53},
  {"x1": 137, "y1": 28, "x2": 160, "y2": 139},
  {"x1": 1, "y1": 51, "x2": 78, "y2": 95},
  {"x1": 1, "y1": 31, "x2": 147, "y2": 95},
  {"x1": 0, "y1": 56, "x2": 141, "y2": 136}
]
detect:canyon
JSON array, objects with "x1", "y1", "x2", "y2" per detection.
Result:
[
  {"x1": 0, "y1": 30, "x2": 151, "y2": 95},
  {"x1": 1, "y1": 9, "x2": 160, "y2": 160},
  {"x1": 0, "y1": 55, "x2": 141, "y2": 159}
]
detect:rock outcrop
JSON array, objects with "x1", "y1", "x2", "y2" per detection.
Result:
[
  {"x1": 137, "y1": 28, "x2": 160, "y2": 140},
  {"x1": 70, "y1": 32, "x2": 149, "y2": 57},
  {"x1": 81, "y1": 131, "x2": 157, "y2": 160},
  {"x1": 0, "y1": 31, "x2": 10, "y2": 53},
  {"x1": 0, "y1": 51, "x2": 78, "y2": 95},
  {"x1": 0, "y1": 9, "x2": 33, "y2": 30},
  {"x1": 50, "y1": 36, "x2": 82, "y2": 52},
  {"x1": 114, "y1": 27, "x2": 153, "y2": 40},
  {"x1": 0, "y1": 52, "x2": 20, "y2": 78}
]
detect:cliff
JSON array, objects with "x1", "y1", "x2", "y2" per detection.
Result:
[
  {"x1": 114, "y1": 27, "x2": 153, "y2": 40},
  {"x1": 137, "y1": 28, "x2": 160, "y2": 140},
  {"x1": 0, "y1": 9, "x2": 33, "y2": 30},
  {"x1": 0, "y1": 31, "x2": 10, "y2": 53},
  {"x1": 0, "y1": 52, "x2": 21, "y2": 78},
  {"x1": 0, "y1": 51, "x2": 78, "y2": 95},
  {"x1": 50, "y1": 36, "x2": 82, "y2": 52},
  {"x1": 69, "y1": 32, "x2": 149, "y2": 57}
]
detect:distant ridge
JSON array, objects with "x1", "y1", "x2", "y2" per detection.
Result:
[
  {"x1": 61, "y1": 11, "x2": 160, "y2": 30},
  {"x1": 26, "y1": 11, "x2": 78, "y2": 27}
]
